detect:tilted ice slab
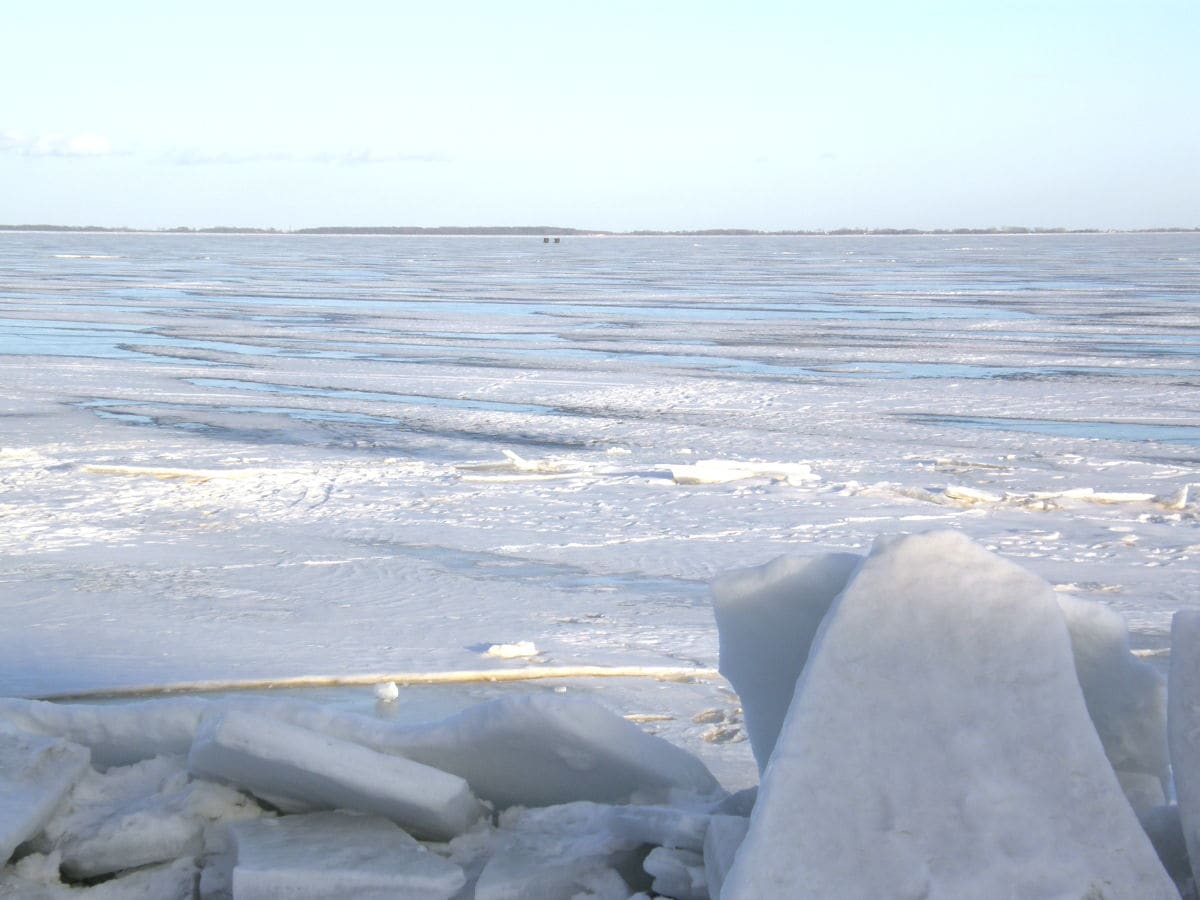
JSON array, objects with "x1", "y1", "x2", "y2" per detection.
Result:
[
  {"x1": 241, "y1": 694, "x2": 721, "y2": 808},
  {"x1": 711, "y1": 551, "x2": 861, "y2": 772},
  {"x1": 228, "y1": 812, "x2": 466, "y2": 900},
  {"x1": 713, "y1": 546, "x2": 1168, "y2": 792},
  {"x1": 0, "y1": 732, "x2": 90, "y2": 864},
  {"x1": 723, "y1": 530, "x2": 1176, "y2": 899},
  {"x1": 189, "y1": 710, "x2": 483, "y2": 841},
  {"x1": 1169, "y1": 611, "x2": 1200, "y2": 882}
]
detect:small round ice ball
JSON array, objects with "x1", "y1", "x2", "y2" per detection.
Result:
[{"x1": 374, "y1": 681, "x2": 399, "y2": 702}]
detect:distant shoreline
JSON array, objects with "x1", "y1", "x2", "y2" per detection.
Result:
[{"x1": 0, "y1": 224, "x2": 1196, "y2": 237}]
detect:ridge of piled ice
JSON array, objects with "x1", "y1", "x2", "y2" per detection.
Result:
[
  {"x1": 188, "y1": 710, "x2": 483, "y2": 841},
  {"x1": 722, "y1": 530, "x2": 1177, "y2": 899},
  {"x1": 2, "y1": 693, "x2": 721, "y2": 811}
]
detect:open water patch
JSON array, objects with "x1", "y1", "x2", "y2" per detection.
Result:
[{"x1": 904, "y1": 413, "x2": 1200, "y2": 445}]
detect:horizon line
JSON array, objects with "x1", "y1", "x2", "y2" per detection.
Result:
[{"x1": 1, "y1": 224, "x2": 1198, "y2": 237}]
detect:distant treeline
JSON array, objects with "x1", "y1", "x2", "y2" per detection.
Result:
[{"x1": 1, "y1": 224, "x2": 1197, "y2": 236}]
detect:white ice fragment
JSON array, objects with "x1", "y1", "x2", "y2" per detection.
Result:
[
  {"x1": 188, "y1": 710, "x2": 482, "y2": 841},
  {"x1": 669, "y1": 459, "x2": 818, "y2": 486},
  {"x1": 643, "y1": 846, "x2": 707, "y2": 900},
  {"x1": 477, "y1": 803, "x2": 634, "y2": 900},
  {"x1": 942, "y1": 484, "x2": 1002, "y2": 504},
  {"x1": 702, "y1": 815, "x2": 748, "y2": 900},
  {"x1": 723, "y1": 531, "x2": 1176, "y2": 899},
  {"x1": 1157, "y1": 484, "x2": 1192, "y2": 509},
  {"x1": 483, "y1": 641, "x2": 540, "y2": 659},
  {"x1": 711, "y1": 551, "x2": 861, "y2": 771},
  {"x1": 1169, "y1": 610, "x2": 1200, "y2": 883},
  {"x1": 41, "y1": 754, "x2": 261, "y2": 879},
  {"x1": 602, "y1": 803, "x2": 710, "y2": 852},
  {"x1": 0, "y1": 854, "x2": 196, "y2": 899},
  {"x1": 229, "y1": 811, "x2": 466, "y2": 900},
  {"x1": 373, "y1": 681, "x2": 399, "y2": 702},
  {"x1": 0, "y1": 731, "x2": 90, "y2": 864}
]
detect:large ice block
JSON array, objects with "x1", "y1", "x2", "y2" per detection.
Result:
[
  {"x1": 229, "y1": 812, "x2": 465, "y2": 900},
  {"x1": 0, "y1": 731, "x2": 90, "y2": 864},
  {"x1": 188, "y1": 710, "x2": 482, "y2": 841},
  {"x1": 723, "y1": 530, "x2": 1176, "y2": 899}
]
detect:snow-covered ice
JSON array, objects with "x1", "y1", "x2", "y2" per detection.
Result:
[
  {"x1": 723, "y1": 530, "x2": 1177, "y2": 899},
  {"x1": 0, "y1": 854, "x2": 197, "y2": 899},
  {"x1": 1, "y1": 233, "x2": 1198, "y2": 895}
]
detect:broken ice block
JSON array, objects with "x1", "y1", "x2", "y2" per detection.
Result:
[
  {"x1": 0, "y1": 731, "x2": 90, "y2": 863},
  {"x1": 723, "y1": 531, "x2": 1176, "y2": 898},
  {"x1": 188, "y1": 710, "x2": 482, "y2": 841},
  {"x1": 229, "y1": 812, "x2": 465, "y2": 900},
  {"x1": 644, "y1": 846, "x2": 707, "y2": 900},
  {"x1": 41, "y1": 755, "x2": 261, "y2": 879}
]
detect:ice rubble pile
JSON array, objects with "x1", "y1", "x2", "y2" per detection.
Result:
[{"x1": 3, "y1": 530, "x2": 1200, "y2": 898}]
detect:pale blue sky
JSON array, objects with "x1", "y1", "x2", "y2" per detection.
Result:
[{"x1": 2, "y1": 1, "x2": 1196, "y2": 230}]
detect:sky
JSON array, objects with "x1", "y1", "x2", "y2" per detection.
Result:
[{"x1": 1, "y1": 1, "x2": 1197, "y2": 231}]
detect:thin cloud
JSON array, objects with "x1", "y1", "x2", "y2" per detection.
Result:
[
  {"x1": 163, "y1": 149, "x2": 296, "y2": 166},
  {"x1": 0, "y1": 130, "x2": 119, "y2": 157},
  {"x1": 163, "y1": 146, "x2": 450, "y2": 166}
]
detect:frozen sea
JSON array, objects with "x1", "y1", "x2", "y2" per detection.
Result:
[{"x1": 1, "y1": 231, "x2": 1197, "y2": 788}]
